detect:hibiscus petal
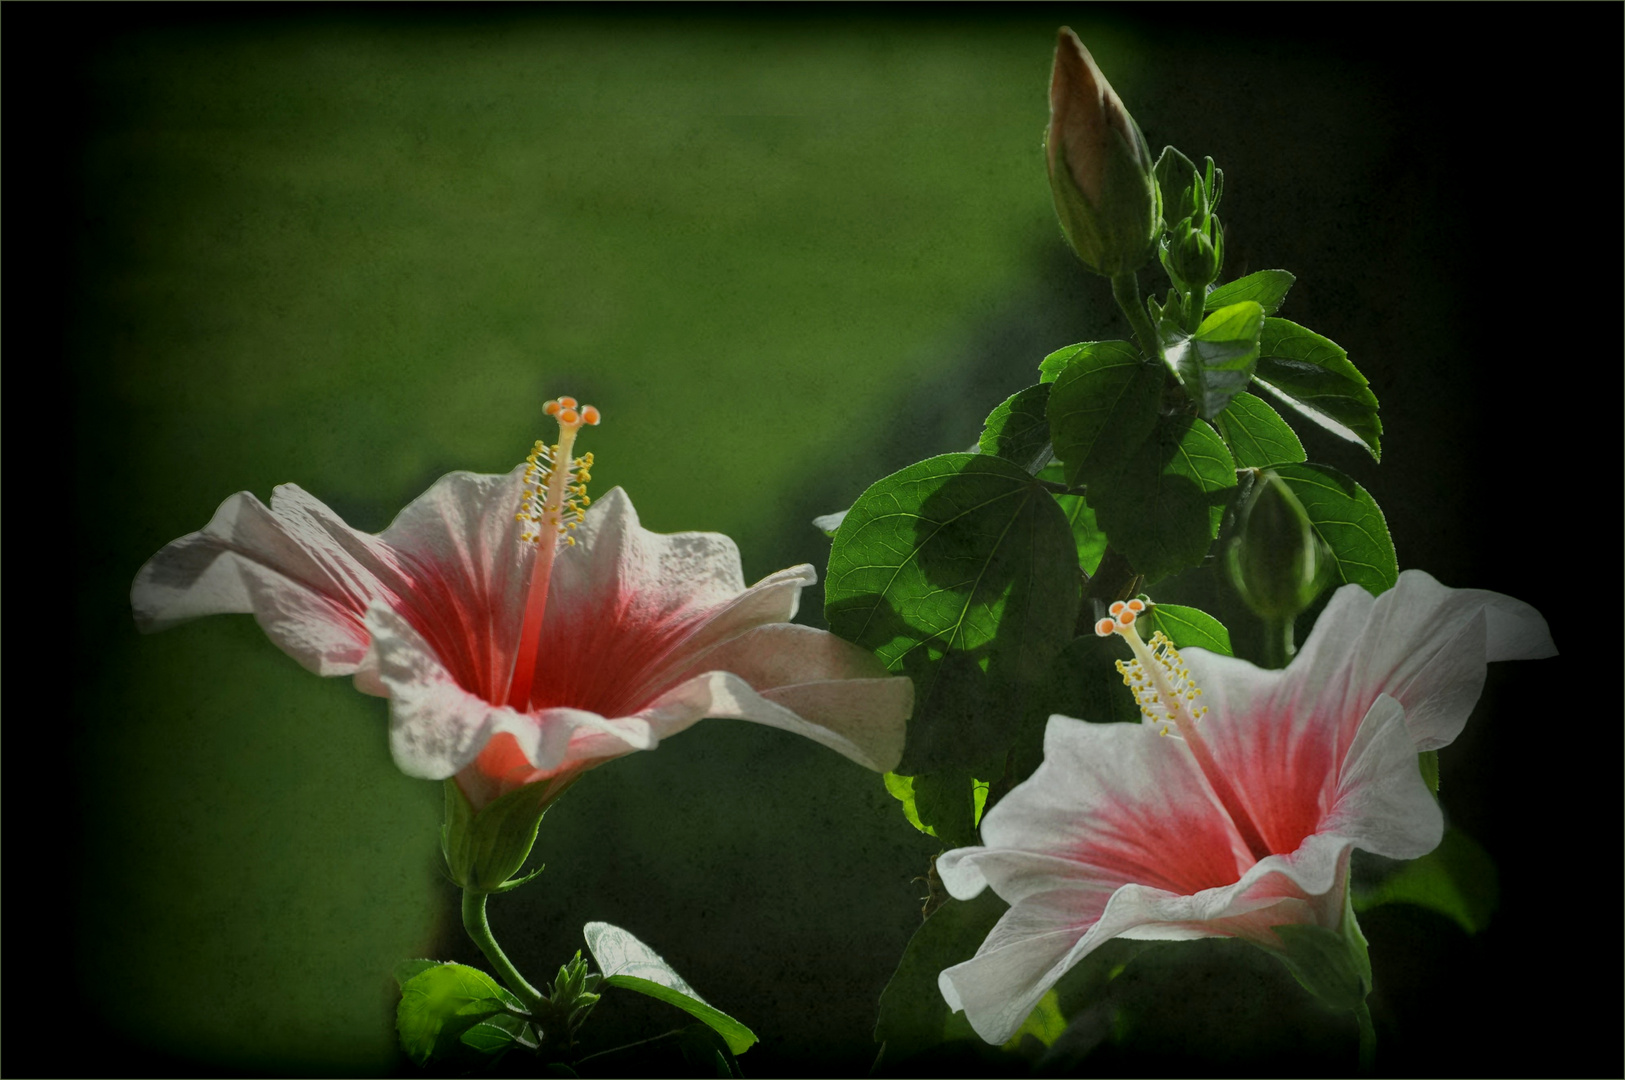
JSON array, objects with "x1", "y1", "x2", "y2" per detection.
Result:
[
  {"x1": 1324, "y1": 694, "x2": 1443, "y2": 860},
  {"x1": 368, "y1": 603, "x2": 653, "y2": 783},
  {"x1": 633, "y1": 669, "x2": 904, "y2": 772},
  {"x1": 970, "y1": 716, "x2": 1254, "y2": 895},
  {"x1": 377, "y1": 467, "x2": 533, "y2": 703},
  {"x1": 131, "y1": 488, "x2": 388, "y2": 675}
]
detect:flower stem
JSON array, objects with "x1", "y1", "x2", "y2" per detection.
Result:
[
  {"x1": 1261, "y1": 614, "x2": 1296, "y2": 669},
  {"x1": 462, "y1": 889, "x2": 544, "y2": 1012},
  {"x1": 1354, "y1": 1001, "x2": 1376, "y2": 1071},
  {"x1": 1110, "y1": 271, "x2": 1161, "y2": 362}
]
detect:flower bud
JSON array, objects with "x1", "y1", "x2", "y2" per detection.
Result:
[
  {"x1": 1045, "y1": 27, "x2": 1160, "y2": 276},
  {"x1": 1165, "y1": 216, "x2": 1223, "y2": 290},
  {"x1": 441, "y1": 778, "x2": 557, "y2": 892},
  {"x1": 1226, "y1": 470, "x2": 1329, "y2": 619}
]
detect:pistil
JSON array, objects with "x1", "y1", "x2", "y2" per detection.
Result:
[
  {"x1": 1097, "y1": 601, "x2": 1274, "y2": 864},
  {"x1": 506, "y1": 397, "x2": 599, "y2": 710}
]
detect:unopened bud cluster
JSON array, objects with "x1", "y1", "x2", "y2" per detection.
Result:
[{"x1": 1157, "y1": 147, "x2": 1225, "y2": 292}]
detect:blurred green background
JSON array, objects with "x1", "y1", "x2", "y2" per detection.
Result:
[{"x1": 20, "y1": 6, "x2": 1613, "y2": 1077}]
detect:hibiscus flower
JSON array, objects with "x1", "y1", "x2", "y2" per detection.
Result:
[
  {"x1": 132, "y1": 398, "x2": 911, "y2": 813},
  {"x1": 935, "y1": 571, "x2": 1554, "y2": 1045}
]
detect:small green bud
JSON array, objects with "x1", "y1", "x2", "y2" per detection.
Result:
[
  {"x1": 1226, "y1": 470, "x2": 1330, "y2": 619},
  {"x1": 1164, "y1": 216, "x2": 1222, "y2": 290},
  {"x1": 1045, "y1": 27, "x2": 1160, "y2": 276}
]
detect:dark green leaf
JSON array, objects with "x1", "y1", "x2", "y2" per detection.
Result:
[
  {"x1": 1089, "y1": 415, "x2": 1237, "y2": 583},
  {"x1": 1140, "y1": 604, "x2": 1232, "y2": 655},
  {"x1": 826, "y1": 453, "x2": 1080, "y2": 773},
  {"x1": 1045, "y1": 341, "x2": 1162, "y2": 488},
  {"x1": 1212, "y1": 391, "x2": 1306, "y2": 468},
  {"x1": 1353, "y1": 828, "x2": 1497, "y2": 935},
  {"x1": 874, "y1": 891, "x2": 1008, "y2": 1064},
  {"x1": 979, "y1": 384, "x2": 1053, "y2": 473},
  {"x1": 676, "y1": 1024, "x2": 744, "y2": 1079},
  {"x1": 1163, "y1": 301, "x2": 1264, "y2": 418},
  {"x1": 1205, "y1": 270, "x2": 1295, "y2": 315},
  {"x1": 460, "y1": 1012, "x2": 537, "y2": 1055},
  {"x1": 1037, "y1": 463, "x2": 1105, "y2": 576},
  {"x1": 1273, "y1": 463, "x2": 1396, "y2": 595},
  {"x1": 396, "y1": 963, "x2": 522, "y2": 1066},
  {"x1": 583, "y1": 922, "x2": 757, "y2": 1055},
  {"x1": 1253, "y1": 318, "x2": 1382, "y2": 460},
  {"x1": 881, "y1": 771, "x2": 988, "y2": 846}
]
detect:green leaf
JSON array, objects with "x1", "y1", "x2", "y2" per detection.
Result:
[
  {"x1": 1273, "y1": 463, "x2": 1397, "y2": 595},
  {"x1": 396, "y1": 963, "x2": 524, "y2": 1066},
  {"x1": 979, "y1": 383, "x2": 1053, "y2": 473},
  {"x1": 1089, "y1": 415, "x2": 1237, "y2": 583},
  {"x1": 825, "y1": 453, "x2": 1080, "y2": 774},
  {"x1": 1418, "y1": 749, "x2": 1440, "y2": 793},
  {"x1": 1163, "y1": 301, "x2": 1264, "y2": 418},
  {"x1": 874, "y1": 891, "x2": 1008, "y2": 1064},
  {"x1": 394, "y1": 958, "x2": 440, "y2": 989},
  {"x1": 583, "y1": 922, "x2": 758, "y2": 1055},
  {"x1": 1354, "y1": 828, "x2": 1497, "y2": 935},
  {"x1": 1044, "y1": 341, "x2": 1162, "y2": 488},
  {"x1": 882, "y1": 772, "x2": 937, "y2": 836},
  {"x1": 1205, "y1": 269, "x2": 1295, "y2": 315},
  {"x1": 1037, "y1": 463, "x2": 1106, "y2": 576},
  {"x1": 1002, "y1": 990, "x2": 1066, "y2": 1050},
  {"x1": 1140, "y1": 604, "x2": 1232, "y2": 655},
  {"x1": 1253, "y1": 318, "x2": 1382, "y2": 460},
  {"x1": 1039, "y1": 341, "x2": 1105, "y2": 383},
  {"x1": 1212, "y1": 391, "x2": 1305, "y2": 468},
  {"x1": 460, "y1": 1012, "x2": 537, "y2": 1055}
]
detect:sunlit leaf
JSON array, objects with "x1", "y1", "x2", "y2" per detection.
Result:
[
  {"x1": 583, "y1": 922, "x2": 757, "y2": 1054},
  {"x1": 1037, "y1": 462, "x2": 1106, "y2": 576},
  {"x1": 396, "y1": 963, "x2": 522, "y2": 1066},
  {"x1": 1140, "y1": 604, "x2": 1232, "y2": 655},
  {"x1": 1273, "y1": 463, "x2": 1396, "y2": 595},
  {"x1": 1045, "y1": 341, "x2": 1162, "y2": 488},
  {"x1": 1205, "y1": 269, "x2": 1295, "y2": 315},
  {"x1": 980, "y1": 384, "x2": 1053, "y2": 474},
  {"x1": 826, "y1": 453, "x2": 1080, "y2": 774},
  {"x1": 1162, "y1": 301, "x2": 1264, "y2": 418},
  {"x1": 1213, "y1": 391, "x2": 1305, "y2": 468},
  {"x1": 1253, "y1": 318, "x2": 1381, "y2": 460}
]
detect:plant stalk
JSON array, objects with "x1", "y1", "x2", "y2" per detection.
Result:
[
  {"x1": 1110, "y1": 271, "x2": 1161, "y2": 362},
  {"x1": 462, "y1": 889, "x2": 544, "y2": 1012},
  {"x1": 1261, "y1": 614, "x2": 1296, "y2": 669}
]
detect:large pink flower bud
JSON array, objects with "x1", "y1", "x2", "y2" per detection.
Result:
[{"x1": 1045, "y1": 27, "x2": 1160, "y2": 276}]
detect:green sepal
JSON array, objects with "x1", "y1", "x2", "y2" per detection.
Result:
[
  {"x1": 584, "y1": 922, "x2": 758, "y2": 1055},
  {"x1": 441, "y1": 778, "x2": 554, "y2": 892},
  {"x1": 1266, "y1": 888, "x2": 1371, "y2": 1014}
]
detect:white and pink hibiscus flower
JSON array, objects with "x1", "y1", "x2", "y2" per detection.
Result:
[
  {"x1": 132, "y1": 398, "x2": 911, "y2": 812},
  {"x1": 935, "y1": 572, "x2": 1554, "y2": 1045}
]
